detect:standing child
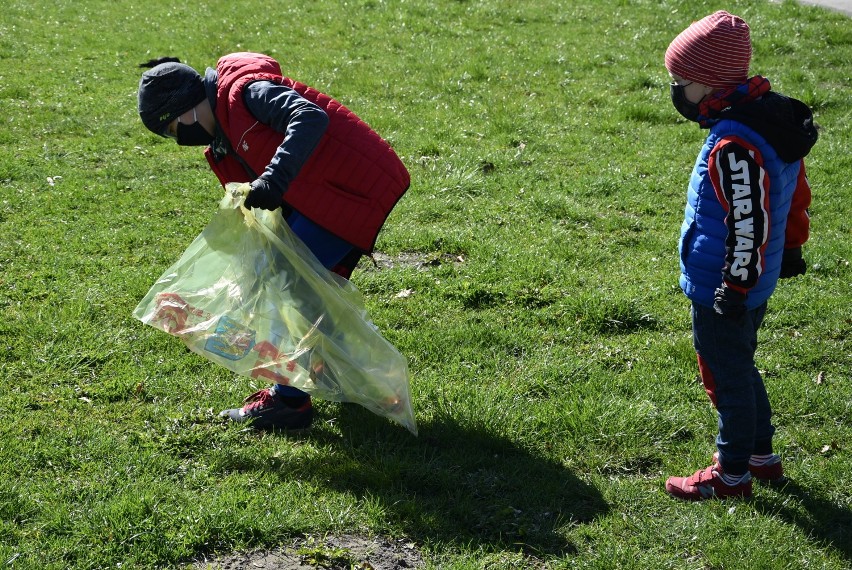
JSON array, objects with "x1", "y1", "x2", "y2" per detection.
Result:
[
  {"x1": 137, "y1": 52, "x2": 409, "y2": 431},
  {"x1": 662, "y1": 11, "x2": 817, "y2": 500}
]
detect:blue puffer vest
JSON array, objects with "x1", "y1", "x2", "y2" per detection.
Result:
[{"x1": 679, "y1": 120, "x2": 802, "y2": 309}]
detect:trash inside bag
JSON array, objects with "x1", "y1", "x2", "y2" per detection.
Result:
[{"x1": 133, "y1": 183, "x2": 417, "y2": 434}]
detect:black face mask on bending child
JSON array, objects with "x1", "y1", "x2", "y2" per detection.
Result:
[{"x1": 176, "y1": 107, "x2": 214, "y2": 146}]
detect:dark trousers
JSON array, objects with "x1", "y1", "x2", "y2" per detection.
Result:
[
  {"x1": 286, "y1": 210, "x2": 353, "y2": 270},
  {"x1": 692, "y1": 301, "x2": 775, "y2": 475}
]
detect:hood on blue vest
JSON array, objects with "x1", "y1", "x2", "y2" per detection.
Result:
[{"x1": 718, "y1": 91, "x2": 818, "y2": 163}]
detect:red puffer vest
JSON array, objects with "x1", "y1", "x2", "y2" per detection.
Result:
[{"x1": 204, "y1": 52, "x2": 409, "y2": 253}]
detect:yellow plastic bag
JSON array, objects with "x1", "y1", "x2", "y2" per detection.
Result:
[{"x1": 133, "y1": 183, "x2": 417, "y2": 434}]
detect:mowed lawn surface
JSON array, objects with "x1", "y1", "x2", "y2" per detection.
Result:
[{"x1": 0, "y1": 0, "x2": 850, "y2": 568}]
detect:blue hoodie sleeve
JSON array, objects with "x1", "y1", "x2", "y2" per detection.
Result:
[{"x1": 244, "y1": 80, "x2": 329, "y2": 192}]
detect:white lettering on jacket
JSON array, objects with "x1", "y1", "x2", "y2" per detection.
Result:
[{"x1": 727, "y1": 153, "x2": 754, "y2": 281}]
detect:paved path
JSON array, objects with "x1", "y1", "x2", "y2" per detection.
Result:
[{"x1": 794, "y1": 0, "x2": 852, "y2": 15}]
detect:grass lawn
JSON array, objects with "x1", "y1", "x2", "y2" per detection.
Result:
[{"x1": 1, "y1": 0, "x2": 850, "y2": 568}]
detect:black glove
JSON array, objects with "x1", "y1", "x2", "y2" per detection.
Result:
[
  {"x1": 713, "y1": 284, "x2": 747, "y2": 320},
  {"x1": 244, "y1": 178, "x2": 283, "y2": 211},
  {"x1": 779, "y1": 247, "x2": 807, "y2": 279}
]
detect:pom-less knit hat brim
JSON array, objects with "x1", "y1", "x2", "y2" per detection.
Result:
[
  {"x1": 665, "y1": 10, "x2": 752, "y2": 89},
  {"x1": 138, "y1": 62, "x2": 206, "y2": 136}
]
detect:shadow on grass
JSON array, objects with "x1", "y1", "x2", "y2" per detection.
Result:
[
  {"x1": 331, "y1": 408, "x2": 605, "y2": 556},
  {"x1": 253, "y1": 405, "x2": 607, "y2": 558},
  {"x1": 756, "y1": 479, "x2": 852, "y2": 564}
]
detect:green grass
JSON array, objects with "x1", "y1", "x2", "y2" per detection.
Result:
[{"x1": 1, "y1": 0, "x2": 850, "y2": 568}]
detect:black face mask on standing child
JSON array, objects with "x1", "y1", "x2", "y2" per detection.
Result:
[{"x1": 670, "y1": 82, "x2": 701, "y2": 122}]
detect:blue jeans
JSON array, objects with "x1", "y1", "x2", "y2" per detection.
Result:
[
  {"x1": 692, "y1": 301, "x2": 774, "y2": 475},
  {"x1": 286, "y1": 211, "x2": 353, "y2": 270},
  {"x1": 274, "y1": 211, "x2": 353, "y2": 398}
]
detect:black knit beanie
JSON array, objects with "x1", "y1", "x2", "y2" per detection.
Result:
[{"x1": 137, "y1": 62, "x2": 206, "y2": 136}]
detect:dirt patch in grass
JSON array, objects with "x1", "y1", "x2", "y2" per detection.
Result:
[
  {"x1": 194, "y1": 534, "x2": 425, "y2": 570},
  {"x1": 359, "y1": 252, "x2": 465, "y2": 271}
]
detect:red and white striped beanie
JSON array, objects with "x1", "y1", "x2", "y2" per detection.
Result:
[{"x1": 665, "y1": 11, "x2": 752, "y2": 89}]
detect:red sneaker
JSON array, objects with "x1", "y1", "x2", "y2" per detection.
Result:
[
  {"x1": 219, "y1": 388, "x2": 313, "y2": 431},
  {"x1": 666, "y1": 463, "x2": 752, "y2": 501},
  {"x1": 712, "y1": 452, "x2": 785, "y2": 485}
]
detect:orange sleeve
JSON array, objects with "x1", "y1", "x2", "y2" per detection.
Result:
[{"x1": 785, "y1": 160, "x2": 812, "y2": 249}]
